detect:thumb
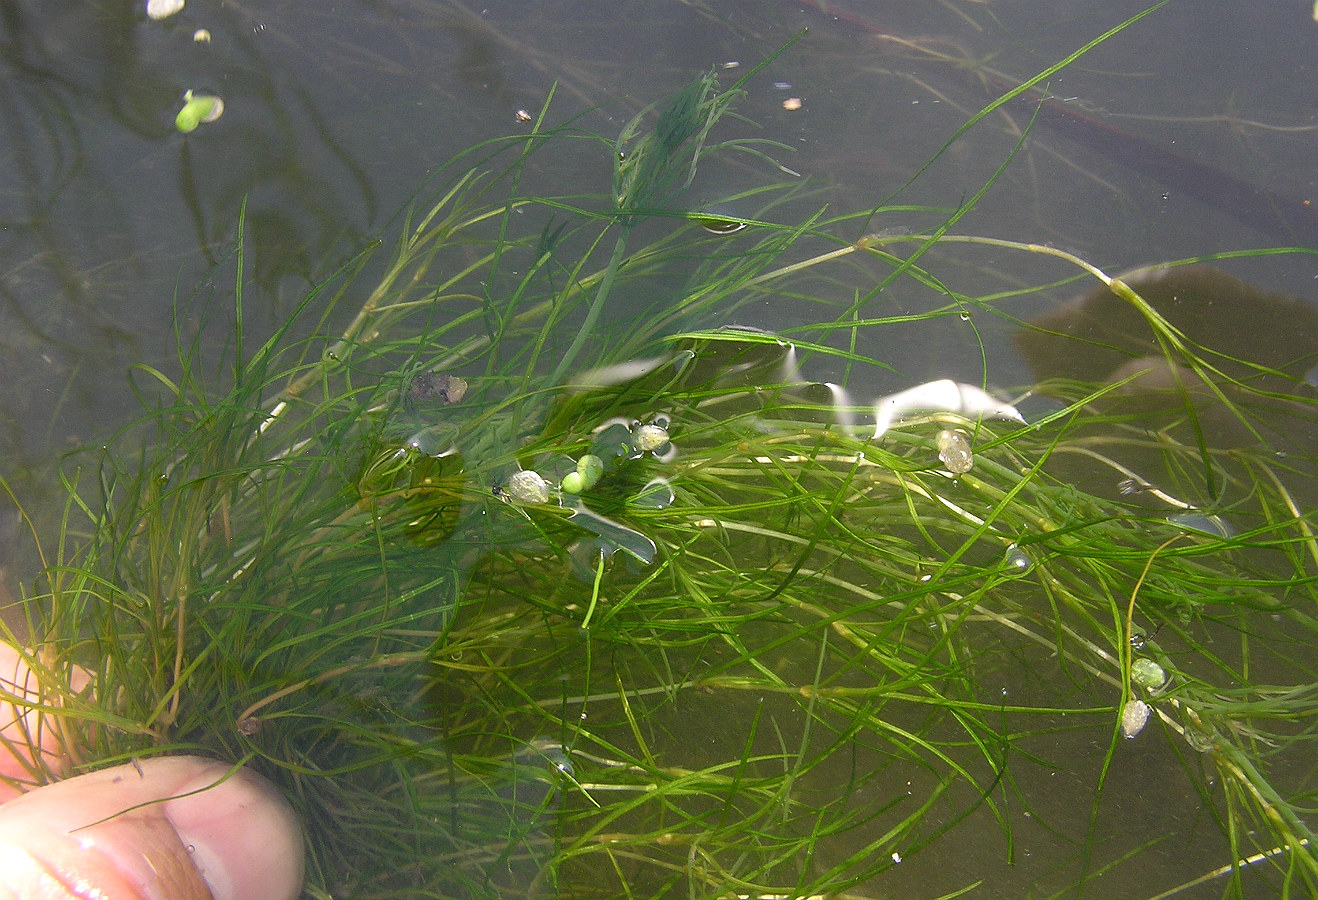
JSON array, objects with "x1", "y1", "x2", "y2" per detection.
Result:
[{"x1": 0, "y1": 755, "x2": 304, "y2": 900}]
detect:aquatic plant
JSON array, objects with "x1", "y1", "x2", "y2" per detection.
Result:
[{"x1": 4, "y1": 8, "x2": 1318, "y2": 899}]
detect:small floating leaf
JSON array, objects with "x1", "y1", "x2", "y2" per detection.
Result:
[
  {"x1": 566, "y1": 503, "x2": 656, "y2": 565},
  {"x1": 1167, "y1": 512, "x2": 1235, "y2": 538},
  {"x1": 591, "y1": 422, "x2": 634, "y2": 460},
  {"x1": 695, "y1": 215, "x2": 747, "y2": 234},
  {"x1": 631, "y1": 477, "x2": 675, "y2": 510}
]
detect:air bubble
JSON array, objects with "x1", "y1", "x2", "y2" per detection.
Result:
[
  {"x1": 632, "y1": 477, "x2": 675, "y2": 510},
  {"x1": 404, "y1": 423, "x2": 458, "y2": 457},
  {"x1": 1003, "y1": 545, "x2": 1033, "y2": 575}
]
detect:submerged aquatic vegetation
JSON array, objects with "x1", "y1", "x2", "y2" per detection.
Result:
[{"x1": 4, "y1": 11, "x2": 1318, "y2": 900}]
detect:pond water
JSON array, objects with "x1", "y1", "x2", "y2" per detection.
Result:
[
  {"x1": 1, "y1": 2, "x2": 1316, "y2": 898},
  {"x1": 3, "y1": 1, "x2": 1314, "y2": 471}
]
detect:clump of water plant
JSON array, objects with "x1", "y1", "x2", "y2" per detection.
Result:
[{"x1": 4, "y1": 11, "x2": 1318, "y2": 899}]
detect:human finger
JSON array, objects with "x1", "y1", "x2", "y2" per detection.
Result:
[{"x1": 0, "y1": 755, "x2": 304, "y2": 900}]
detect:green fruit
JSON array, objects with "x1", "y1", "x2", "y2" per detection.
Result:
[
  {"x1": 505, "y1": 469, "x2": 550, "y2": 504},
  {"x1": 176, "y1": 91, "x2": 224, "y2": 133},
  {"x1": 576, "y1": 454, "x2": 604, "y2": 488},
  {"x1": 632, "y1": 424, "x2": 669, "y2": 453},
  {"x1": 1131, "y1": 658, "x2": 1167, "y2": 690}
]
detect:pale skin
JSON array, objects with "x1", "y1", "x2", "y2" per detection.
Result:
[{"x1": 0, "y1": 644, "x2": 304, "y2": 900}]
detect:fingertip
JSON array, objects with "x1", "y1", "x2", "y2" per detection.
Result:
[
  {"x1": 165, "y1": 761, "x2": 305, "y2": 900},
  {"x1": 0, "y1": 756, "x2": 305, "y2": 900}
]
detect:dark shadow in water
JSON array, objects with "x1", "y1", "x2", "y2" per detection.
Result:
[{"x1": 1017, "y1": 264, "x2": 1318, "y2": 507}]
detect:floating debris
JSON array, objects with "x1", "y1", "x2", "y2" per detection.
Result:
[
  {"x1": 193, "y1": 28, "x2": 211, "y2": 43},
  {"x1": 936, "y1": 429, "x2": 973, "y2": 474},
  {"x1": 408, "y1": 372, "x2": 466, "y2": 405}
]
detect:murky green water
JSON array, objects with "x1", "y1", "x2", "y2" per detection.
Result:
[{"x1": 2, "y1": 2, "x2": 1315, "y2": 898}]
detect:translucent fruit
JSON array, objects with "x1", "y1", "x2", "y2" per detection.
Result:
[
  {"x1": 1121, "y1": 699, "x2": 1151, "y2": 739},
  {"x1": 632, "y1": 423, "x2": 670, "y2": 454},
  {"x1": 936, "y1": 430, "x2": 973, "y2": 474},
  {"x1": 1131, "y1": 657, "x2": 1167, "y2": 691},
  {"x1": 505, "y1": 470, "x2": 550, "y2": 505}
]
